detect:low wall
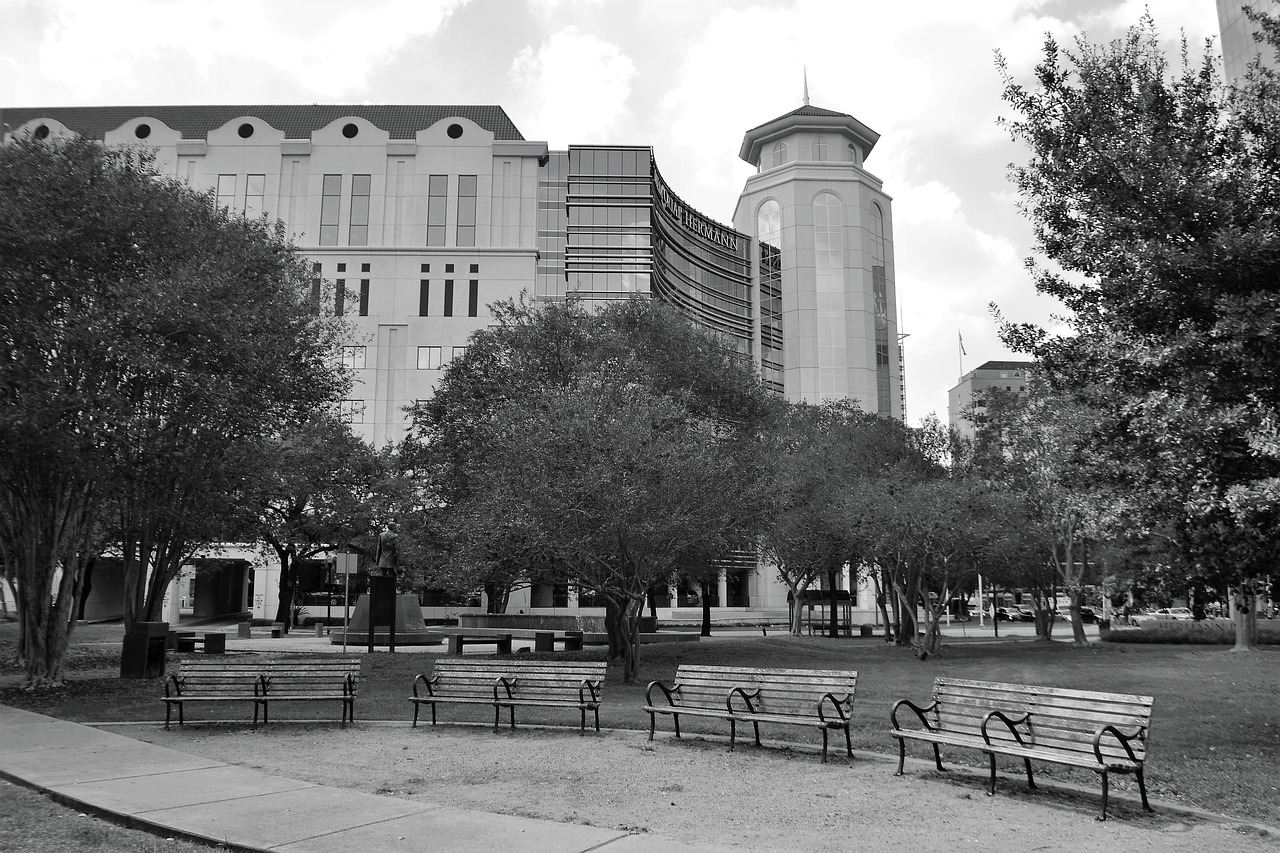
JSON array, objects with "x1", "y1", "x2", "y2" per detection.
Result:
[{"x1": 460, "y1": 613, "x2": 658, "y2": 633}]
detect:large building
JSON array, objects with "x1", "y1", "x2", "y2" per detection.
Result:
[
  {"x1": 1218, "y1": 0, "x2": 1280, "y2": 80},
  {"x1": 948, "y1": 360, "x2": 1035, "y2": 440},
  {"x1": 3, "y1": 101, "x2": 899, "y2": 624}
]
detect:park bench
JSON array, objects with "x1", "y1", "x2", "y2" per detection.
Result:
[
  {"x1": 890, "y1": 677, "x2": 1154, "y2": 820},
  {"x1": 162, "y1": 659, "x2": 262, "y2": 729},
  {"x1": 254, "y1": 658, "x2": 360, "y2": 727},
  {"x1": 410, "y1": 659, "x2": 606, "y2": 732},
  {"x1": 644, "y1": 665, "x2": 858, "y2": 763}
]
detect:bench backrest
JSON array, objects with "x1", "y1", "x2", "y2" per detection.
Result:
[
  {"x1": 430, "y1": 659, "x2": 606, "y2": 701},
  {"x1": 934, "y1": 678, "x2": 1154, "y2": 762},
  {"x1": 258, "y1": 658, "x2": 361, "y2": 694},
  {"x1": 674, "y1": 665, "x2": 857, "y2": 716},
  {"x1": 172, "y1": 660, "x2": 263, "y2": 696}
]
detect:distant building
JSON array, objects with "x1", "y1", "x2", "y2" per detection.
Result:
[
  {"x1": 1218, "y1": 0, "x2": 1280, "y2": 80},
  {"x1": 3, "y1": 97, "x2": 900, "y2": 625},
  {"x1": 948, "y1": 360, "x2": 1034, "y2": 439}
]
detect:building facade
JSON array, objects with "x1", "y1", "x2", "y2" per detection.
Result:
[
  {"x1": 4, "y1": 101, "x2": 898, "y2": 624},
  {"x1": 1218, "y1": 0, "x2": 1280, "y2": 80},
  {"x1": 948, "y1": 360, "x2": 1035, "y2": 440}
]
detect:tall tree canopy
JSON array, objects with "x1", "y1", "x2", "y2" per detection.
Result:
[
  {"x1": 0, "y1": 137, "x2": 349, "y2": 685},
  {"x1": 997, "y1": 13, "x2": 1280, "y2": 649},
  {"x1": 405, "y1": 296, "x2": 777, "y2": 682}
]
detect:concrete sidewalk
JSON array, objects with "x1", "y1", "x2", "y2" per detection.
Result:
[{"x1": 0, "y1": 705, "x2": 735, "y2": 852}]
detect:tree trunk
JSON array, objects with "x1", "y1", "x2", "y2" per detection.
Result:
[
  {"x1": 874, "y1": 568, "x2": 894, "y2": 641},
  {"x1": 699, "y1": 579, "x2": 712, "y2": 637},
  {"x1": 826, "y1": 568, "x2": 840, "y2": 638},
  {"x1": 1231, "y1": 581, "x2": 1259, "y2": 652},
  {"x1": 614, "y1": 594, "x2": 645, "y2": 684},
  {"x1": 787, "y1": 582, "x2": 806, "y2": 636},
  {"x1": 603, "y1": 595, "x2": 625, "y2": 660}
]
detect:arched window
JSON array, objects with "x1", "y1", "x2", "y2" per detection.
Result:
[
  {"x1": 773, "y1": 141, "x2": 789, "y2": 166},
  {"x1": 847, "y1": 143, "x2": 857, "y2": 163},
  {"x1": 757, "y1": 199, "x2": 781, "y2": 247},
  {"x1": 811, "y1": 136, "x2": 828, "y2": 161}
]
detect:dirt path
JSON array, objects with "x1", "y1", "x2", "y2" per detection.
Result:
[{"x1": 113, "y1": 722, "x2": 1279, "y2": 852}]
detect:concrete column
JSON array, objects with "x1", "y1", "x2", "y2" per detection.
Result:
[{"x1": 717, "y1": 572, "x2": 728, "y2": 609}]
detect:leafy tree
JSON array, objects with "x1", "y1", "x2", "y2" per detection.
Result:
[
  {"x1": 236, "y1": 413, "x2": 383, "y2": 630},
  {"x1": 0, "y1": 137, "x2": 348, "y2": 685},
  {"x1": 997, "y1": 13, "x2": 1280, "y2": 649},
  {"x1": 407, "y1": 296, "x2": 776, "y2": 683}
]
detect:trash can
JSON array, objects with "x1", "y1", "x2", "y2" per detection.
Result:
[
  {"x1": 121, "y1": 621, "x2": 169, "y2": 679},
  {"x1": 859, "y1": 624, "x2": 874, "y2": 638},
  {"x1": 203, "y1": 632, "x2": 226, "y2": 654}
]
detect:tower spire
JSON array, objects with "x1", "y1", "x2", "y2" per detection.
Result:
[{"x1": 803, "y1": 67, "x2": 810, "y2": 106}]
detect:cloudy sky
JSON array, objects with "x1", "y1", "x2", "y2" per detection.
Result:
[{"x1": 2, "y1": 0, "x2": 1225, "y2": 423}]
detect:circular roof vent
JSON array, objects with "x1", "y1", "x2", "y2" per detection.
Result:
[
  {"x1": 447, "y1": 123, "x2": 463, "y2": 139},
  {"x1": 135, "y1": 123, "x2": 151, "y2": 139},
  {"x1": 238, "y1": 123, "x2": 254, "y2": 138},
  {"x1": 343, "y1": 123, "x2": 359, "y2": 139}
]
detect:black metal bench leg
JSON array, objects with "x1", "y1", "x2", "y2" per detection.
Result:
[
  {"x1": 987, "y1": 752, "x2": 997, "y2": 795},
  {"x1": 894, "y1": 738, "x2": 906, "y2": 776},
  {"x1": 729, "y1": 718, "x2": 737, "y2": 751},
  {"x1": 1136, "y1": 767, "x2": 1152, "y2": 812},
  {"x1": 843, "y1": 725, "x2": 852, "y2": 758},
  {"x1": 508, "y1": 705, "x2": 516, "y2": 729},
  {"x1": 412, "y1": 703, "x2": 419, "y2": 728},
  {"x1": 593, "y1": 706, "x2": 600, "y2": 732},
  {"x1": 1098, "y1": 771, "x2": 1109, "y2": 821},
  {"x1": 493, "y1": 704, "x2": 500, "y2": 730},
  {"x1": 933, "y1": 743, "x2": 945, "y2": 772},
  {"x1": 820, "y1": 729, "x2": 829, "y2": 764},
  {"x1": 164, "y1": 703, "x2": 172, "y2": 730},
  {"x1": 1024, "y1": 758, "x2": 1036, "y2": 789},
  {"x1": 580, "y1": 708, "x2": 586, "y2": 734},
  {"x1": 673, "y1": 713, "x2": 681, "y2": 739},
  {"x1": 648, "y1": 712, "x2": 655, "y2": 741},
  {"x1": 752, "y1": 721, "x2": 761, "y2": 748}
]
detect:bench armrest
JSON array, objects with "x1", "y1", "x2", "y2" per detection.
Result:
[
  {"x1": 256, "y1": 675, "x2": 269, "y2": 697},
  {"x1": 345, "y1": 673, "x2": 357, "y2": 696},
  {"x1": 981, "y1": 710, "x2": 1032, "y2": 747},
  {"x1": 727, "y1": 686, "x2": 760, "y2": 714},
  {"x1": 891, "y1": 698, "x2": 938, "y2": 732},
  {"x1": 645, "y1": 680, "x2": 680, "y2": 707},
  {"x1": 818, "y1": 692, "x2": 853, "y2": 724},
  {"x1": 495, "y1": 676, "x2": 515, "y2": 701},
  {"x1": 411, "y1": 673, "x2": 438, "y2": 698},
  {"x1": 1092, "y1": 724, "x2": 1146, "y2": 766},
  {"x1": 580, "y1": 678, "x2": 601, "y2": 704},
  {"x1": 164, "y1": 674, "x2": 182, "y2": 698}
]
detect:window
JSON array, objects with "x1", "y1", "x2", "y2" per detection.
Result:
[
  {"x1": 419, "y1": 280, "x2": 430, "y2": 316},
  {"x1": 427, "y1": 175, "x2": 447, "y2": 246},
  {"x1": 359, "y1": 279, "x2": 369, "y2": 316},
  {"x1": 846, "y1": 143, "x2": 857, "y2": 163},
  {"x1": 334, "y1": 279, "x2": 345, "y2": 315},
  {"x1": 811, "y1": 136, "x2": 828, "y2": 161},
  {"x1": 451, "y1": 346, "x2": 467, "y2": 362},
  {"x1": 469, "y1": 263, "x2": 479, "y2": 273},
  {"x1": 757, "y1": 199, "x2": 781, "y2": 246},
  {"x1": 416, "y1": 346, "x2": 442, "y2": 369},
  {"x1": 468, "y1": 280, "x2": 478, "y2": 317},
  {"x1": 320, "y1": 174, "x2": 341, "y2": 246},
  {"x1": 340, "y1": 345, "x2": 366, "y2": 369},
  {"x1": 216, "y1": 174, "x2": 235, "y2": 210},
  {"x1": 773, "y1": 141, "x2": 788, "y2": 166},
  {"x1": 339, "y1": 399, "x2": 365, "y2": 424},
  {"x1": 244, "y1": 174, "x2": 264, "y2": 217},
  {"x1": 349, "y1": 174, "x2": 370, "y2": 246},
  {"x1": 443, "y1": 280, "x2": 454, "y2": 317},
  {"x1": 457, "y1": 175, "x2": 477, "y2": 246}
]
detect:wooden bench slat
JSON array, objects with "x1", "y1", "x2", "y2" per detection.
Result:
[
  {"x1": 645, "y1": 664, "x2": 858, "y2": 763},
  {"x1": 891, "y1": 677, "x2": 1154, "y2": 820},
  {"x1": 410, "y1": 660, "x2": 606, "y2": 732}
]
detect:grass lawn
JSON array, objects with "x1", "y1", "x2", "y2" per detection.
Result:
[{"x1": 2, "y1": 622, "x2": 1278, "y2": 824}]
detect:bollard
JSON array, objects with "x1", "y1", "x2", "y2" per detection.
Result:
[
  {"x1": 270, "y1": 622, "x2": 283, "y2": 639},
  {"x1": 237, "y1": 622, "x2": 252, "y2": 639},
  {"x1": 314, "y1": 623, "x2": 324, "y2": 637}
]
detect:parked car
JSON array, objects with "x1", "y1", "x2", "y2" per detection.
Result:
[
  {"x1": 992, "y1": 607, "x2": 1018, "y2": 622},
  {"x1": 1054, "y1": 605, "x2": 1096, "y2": 624},
  {"x1": 1154, "y1": 607, "x2": 1194, "y2": 621},
  {"x1": 1015, "y1": 604, "x2": 1038, "y2": 622}
]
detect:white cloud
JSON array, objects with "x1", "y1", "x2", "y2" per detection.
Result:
[{"x1": 509, "y1": 26, "x2": 637, "y2": 145}]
